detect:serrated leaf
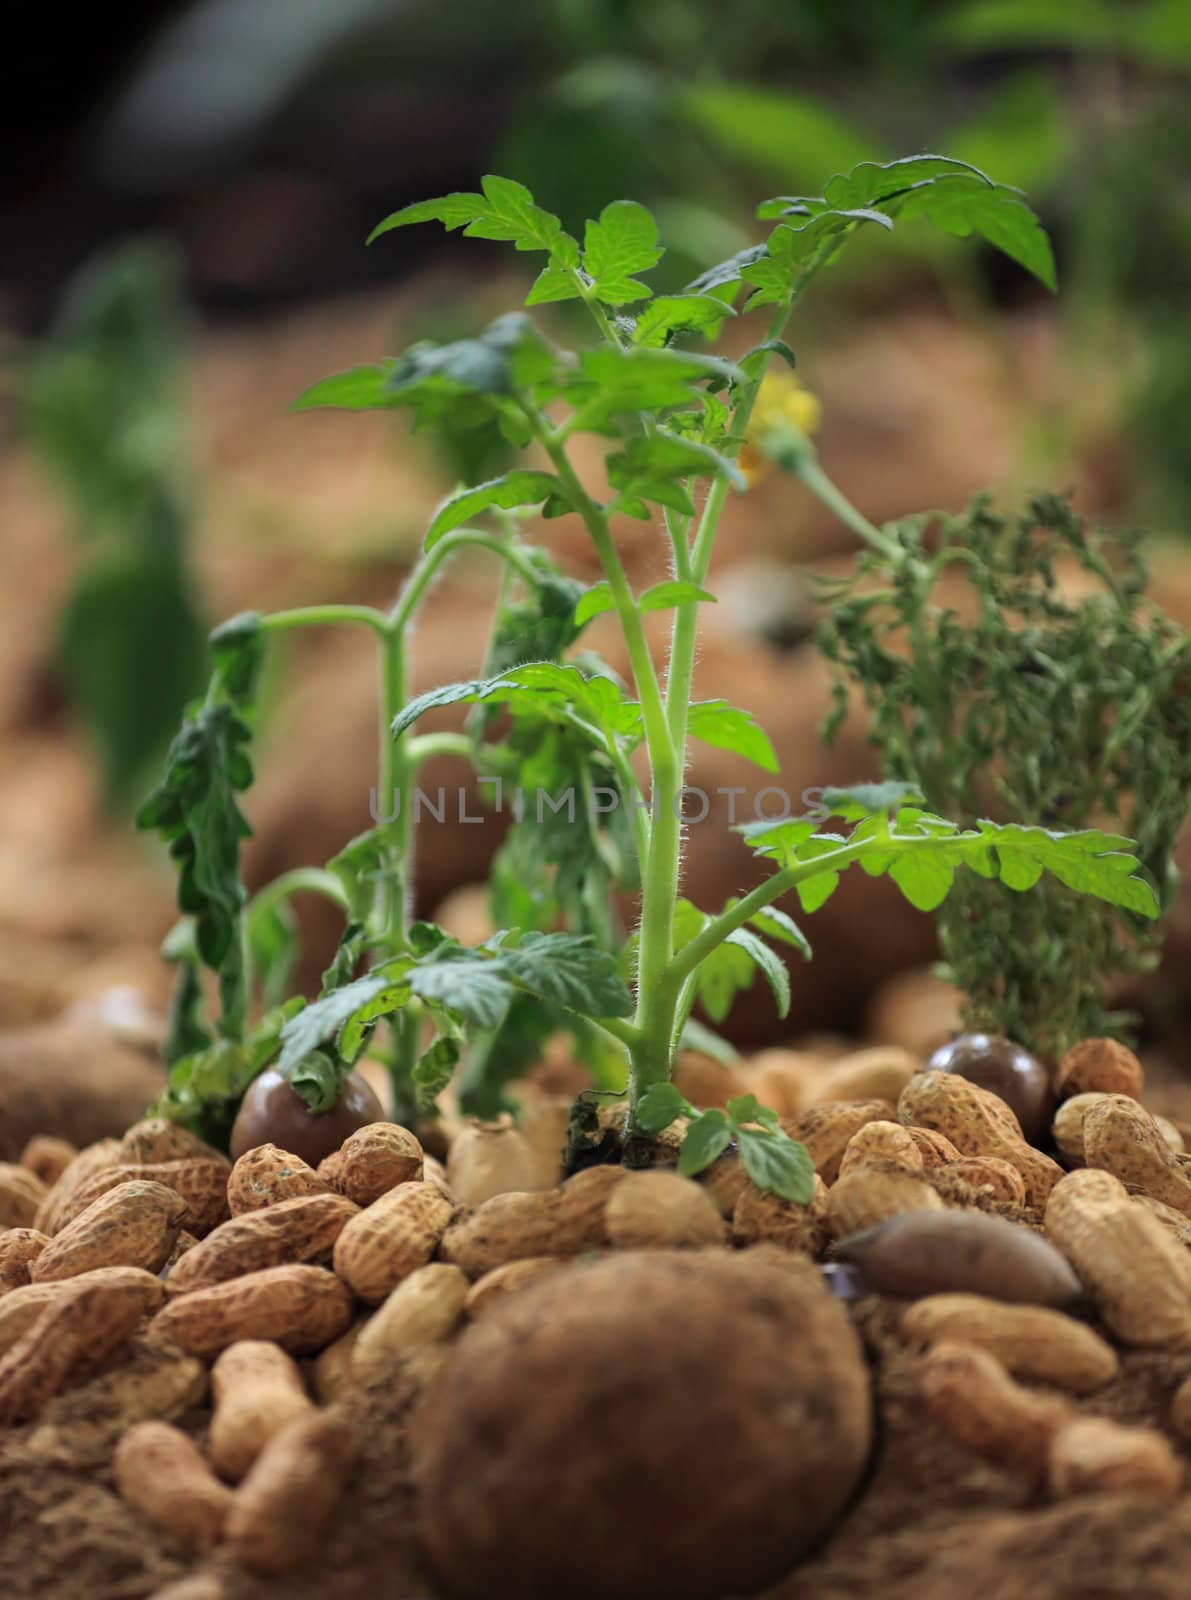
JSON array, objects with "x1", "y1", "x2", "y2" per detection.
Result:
[
  {"x1": 564, "y1": 345, "x2": 743, "y2": 435},
  {"x1": 583, "y1": 200, "x2": 663, "y2": 305},
  {"x1": 636, "y1": 1082, "x2": 690, "y2": 1135},
  {"x1": 725, "y1": 927, "x2": 791, "y2": 1018},
  {"x1": 896, "y1": 177, "x2": 1056, "y2": 290},
  {"x1": 821, "y1": 154, "x2": 995, "y2": 211},
  {"x1": 498, "y1": 931, "x2": 634, "y2": 1017},
  {"x1": 676, "y1": 1109, "x2": 733, "y2": 1176},
  {"x1": 747, "y1": 905, "x2": 812, "y2": 961},
  {"x1": 407, "y1": 951, "x2": 512, "y2": 1029},
  {"x1": 633, "y1": 294, "x2": 735, "y2": 348},
  {"x1": 424, "y1": 470, "x2": 563, "y2": 550},
  {"x1": 278, "y1": 972, "x2": 393, "y2": 1071},
  {"x1": 686, "y1": 701, "x2": 779, "y2": 773},
  {"x1": 367, "y1": 192, "x2": 488, "y2": 243},
  {"x1": 413, "y1": 1034, "x2": 462, "y2": 1111},
  {"x1": 726, "y1": 1093, "x2": 780, "y2": 1129},
  {"x1": 736, "y1": 1127, "x2": 816, "y2": 1202},
  {"x1": 696, "y1": 937, "x2": 756, "y2": 1024}
]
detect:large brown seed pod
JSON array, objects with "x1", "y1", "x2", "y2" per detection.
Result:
[
  {"x1": 922, "y1": 1033, "x2": 1053, "y2": 1145},
  {"x1": 833, "y1": 1210, "x2": 1082, "y2": 1306},
  {"x1": 414, "y1": 1250, "x2": 872, "y2": 1600}
]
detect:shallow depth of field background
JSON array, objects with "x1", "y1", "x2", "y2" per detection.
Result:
[{"x1": 2, "y1": 0, "x2": 1189, "y2": 1052}]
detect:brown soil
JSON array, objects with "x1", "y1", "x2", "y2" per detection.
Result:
[{"x1": 3, "y1": 1293, "x2": 1190, "y2": 1600}]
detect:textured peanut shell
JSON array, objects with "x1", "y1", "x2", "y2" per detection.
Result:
[
  {"x1": 312, "y1": 1317, "x2": 370, "y2": 1403},
  {"x1": 605, "y1": 1171, "x2": 728, "y2": 1251},
  {"x1": 1081, "y1": 1096, "x2": 1191, "y2": 1217},
  {"x1": 227, "y1": 1144, "x2": 331, "y2": 1216},
  {"x1": 0, "y1": 1228, "x2": 50, "y2": 1294},
  {"x1": 34, "y1": 1138, "x2": 122, "y2": 1235},
  {"x1": 58, "y1": 1159, "x2": 230, "y2": 1236},
  {"x1": 0, "y1": 1163, "x2": 48, "y2": 1229},
  {"x1": 826, "y1": 1169, "x2": 944, "y2": 1240},
  {"x1": 1134, "y1": 1195, "x2": 1191, "y2": 1247},
  {"x1": 334, "y1": 1122, "x2": 423, "y2": 1206},
  {"x1": 901, "y1": 1294, "x2": 1118, "y2": 1392},
  {"x1": 120, "y1": 1119, "x2": 229, "y2": 1167},
  {"x1": 1051, "y1": 1092, "x2": 1107, "y2": 1166},
  {"x1": 788, "y1": 1100, "x2": 894, "y2": 1184},
  {"x1": 465, "y1": 1258, "x2": 563, "y2": 1320},
  {"x1": 225, "y1": 1410, "x2": 358, "y2": 1574},
  {"x1": 19, "y1": 1136, "x2": 77, "y2": 1188},
  {"x1": 920, "y1": 1341, "x2": 1072, "y2": 1482},
  {"x1": 333, "y1": 1181, "x2": 455, "y2": 1304},
  {"x1": 210, "y1": 1340, "x2": 314, "y2": 1481},
  {"x1": 739, "y1": 1049, "x2": 827, "y2": 1118},
  {"x1": 1056, "y1": 1038, "x2": 1144, "y2": 1101},
  {"x1": 1048, "y1": 1417, "x2": 1182, "y2": 1498},
  {"x1": 352, "y1": 1263, "x2": 468, "y2": 1382},
  {"x1": 835, "y1": 1209, "x2": 1082, "y2": 1306},
  {"x1": 1044, "y1": 1168, "x2": 1191, "y2": 1347},
  {"x1": 115, "y1": 1421, "x2": 235, "y2": 1548},
  {"x1": 898, "y1": 1073, "x2": 1063, "y2": 1207},
  {"x1": 166, "y1": 1193, "x2": 360, "y2": 1295},
  {"x1": 698, "y1": 1152, "x2": 752, "y2": 1217},
  {"x1": 25, "y1": 1340, "x2": 207, "y2": 1464},
  {"x1": 838, "y1": 1121, "x2": 927, "y2": 1179},
  {"x1": 31, "y1": 1180, "x2": 187, "y2": 1281},
  {"x1": 0, "y1": 1267, "x2": 164, "y2": 1422},
  {"x1": 943, "y1": 1157, "x2": 1028, "y2": 1207},
  {"x1": 438, "y1": 1168, "x2": 620, "y2": 1281},
  {"x1": 903, "y1": 1126, "x2": 964, "y2": 1169},
  {"x1": 148, "y1": 1264, "x2": 353, "y2": 1358},
  {"x1": 733, "y1": 1174, "x2": 829, "y2": 1254}
]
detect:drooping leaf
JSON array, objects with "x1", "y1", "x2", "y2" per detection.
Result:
[
  {"x1": 686, "y1": 701, "x2": 779, "y2": 772},
  {"x1": 635, "y1": 1082, "x2": 691, "y2": 1135},
  {"x1": 724, "y1": 927, "x2": 791, "y2": 1018},
  {"x1": 424, "y1": 471, "x2": 564, "y2": 550},
  {"x1": 369, "y1": 177, "x2": 579, "y2": 263},
  {"x1": 278, "y1": 972, "x2": 395, "y2": 1071},
  {"x1": 638, "y1": 581, "x2": 717, "y2": 613}
]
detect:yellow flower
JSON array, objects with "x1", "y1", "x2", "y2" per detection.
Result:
[{"x1": 740, "y1": 372, "x2": 821, "y2": 486}]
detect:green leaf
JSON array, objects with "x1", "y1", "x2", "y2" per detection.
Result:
[
  {"x1": 636, "y1": 1082, "x2": 691, "y2": 1135},
  {"x1": 245, "y1": 896, "x2": 298, "y2": 1011},
  {"x1": 424, "y1": 471, "x2": 563, "y2": 550},
  {"x1": 686, "y1": 701, "x2": 779, "y2": 773},
  {"x1": 680, "y1": 86, "x2": 880, "y2": 186},
  {"x1": 285, "y1": 1049, "x2": 343, "y2": 1114},
  {"x1": 413, "y1": 1033, "x2": 462, "y2": 1112},
  {"x1": 726, "y1": 1093, "x2": 780, "y2": 1129},
  {"x1": 497, "y1": 931, "x2": 635, "y2": 1017},
  {"x1": 583, "y1": 200, "x2": 663, "y2": 305},
  {"x1": 724, "y1": 928, "x2": 790, "y2": 1019},
  {"x1": 525, "y1": 265, "x2": 583, "y2": 306},
  {"x1": 292, "y1": 362, "x2": 398, "y2": 412},
  {"x1": 819, "y1": 154, "x2": 995, "y2": 211},
  {"x1": 695, "y1": 937, "x2": 756, "y2": 1024},
  {"x1": 367, "y1": 192, "x2": 489, "y2": 242},
  {"x1": 563, "y1": 345, "x2": 743, "y2": 436},
  {"x1": 394, "y1": 661, "x2": 643, "y2": 746},
  {"x1": 796, "y1": 870, "x2": 842, "y2": 913},
  {"x1": 408, "y1": 951, "x2": 513, "y2": 1029},
  {"x1": 369, "y1": 177, "x2": 578, "y2": 262},
  {"x1": 736, "y1": 1127, "x2": 816, "y2": 1202},
  {"x1": 336, "y1": 978, "x2": 412, "y2": 1063},
  {"x1": 574, "y1": 582, "x2": 614, "y2": 626},
  {"x1": 677, "y1": 1017, "x2": 740, "y2": 1064},
  {"x1": 676, "y1": 1109, "x2": 733, "y2": 1177},
  {"x1": 638, "y1": 582, "x2": 716, "y2": 613},
  {"x1": 748, "y1": 905, "x2": 812, "y2": 962},
  {"x1": 606, "y1": 432, "x2": 744, "y2": 516},
  {"x1": 278, "y1": 972, "x2": 394, "y2": 1071},
  {"x1": 633, "y1": 294, "x2": 735, "y2": 348},
  {"x1": 890, "y1": 852, "x2": 957, "y2": 912},
  {"x1": 896, "y1": 177, "x2": 1056, "y2": 291},
  {"x1": 818, "y1": 780, "x2": 925, "y2": 820}
]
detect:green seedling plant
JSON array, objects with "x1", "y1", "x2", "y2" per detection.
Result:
[{"x1": 138, "y1": 155, "x2": 1160, "y2": 1196}]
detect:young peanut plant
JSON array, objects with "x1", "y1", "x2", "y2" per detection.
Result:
[{"x1": 138, "y1": 156, "x2": 1159, "y2": 1195}]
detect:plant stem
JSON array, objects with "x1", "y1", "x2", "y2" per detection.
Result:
[
  {"x1": 260, "y1": 604, "x2": 389, "y2": 637},
  {"x1": 245, "y1": 867, "x2": 350, "y2": 919},
  {"x1": 790, "y1": 448, "x2": 899, "y2": 558}
]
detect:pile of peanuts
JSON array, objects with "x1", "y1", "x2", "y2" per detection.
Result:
[{"x1": 1, "y1": 1032, "x2": 1190, "y2": 1586}]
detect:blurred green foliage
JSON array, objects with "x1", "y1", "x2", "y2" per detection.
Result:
[{"x1": 24, "y1": 243, "x2": 208, "y2": 807}]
